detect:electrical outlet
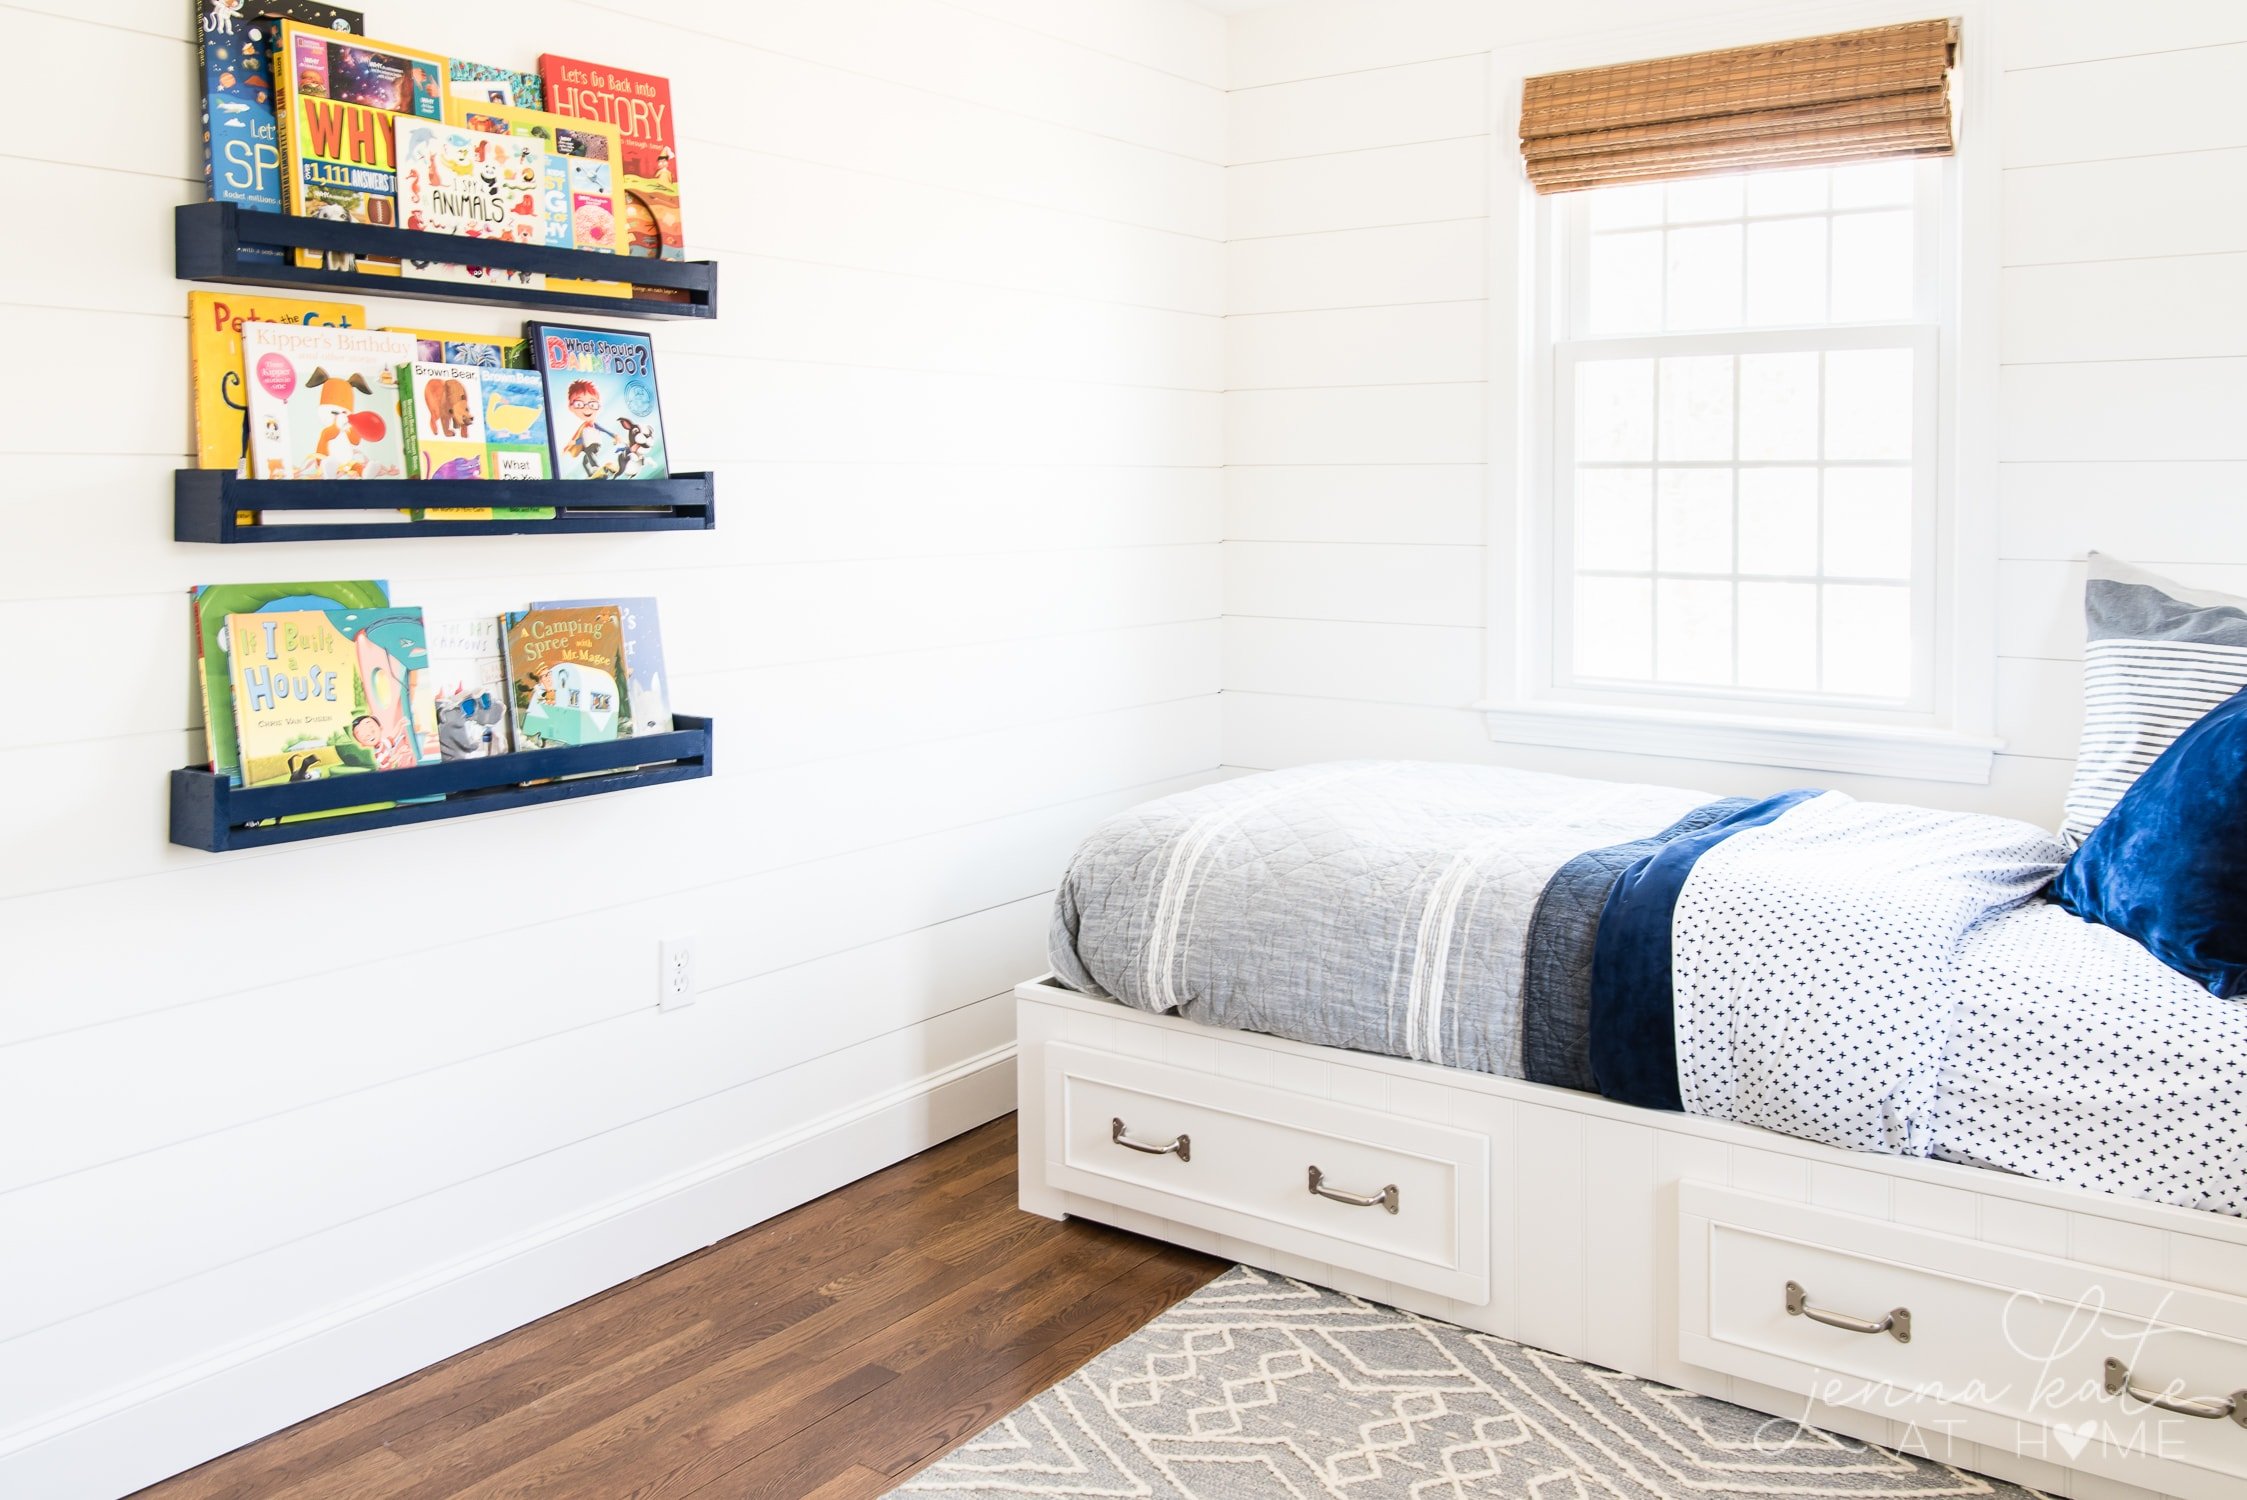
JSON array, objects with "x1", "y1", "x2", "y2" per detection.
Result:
[{"x1": 658, "y1": 935, "x2": 695, "y2": 1010}]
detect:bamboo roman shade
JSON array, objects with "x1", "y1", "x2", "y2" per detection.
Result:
[{"x1": 1519, "y1": 19, "x2": 1959, "y2": 193}]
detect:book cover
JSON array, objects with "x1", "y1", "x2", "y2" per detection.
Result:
[
  {"x1": 194, "y1": 578, "x2": 387, "y2": 781},
  {"x1": 242, "y1": 323, "x2": 415, "y2": 506},
  {"x1": 198, "y1": 3, "x2": 364, "y2": 264},
  {"x1": 393, "y1": 119, "x2": 545, "y2": 288},
  {"x1": 275, "y1": 20, "x2": 447, "y2": 274},
  {"x1": 396, "y1": 361, "x2": 487, "y2": 481},
  {"x1": 328, "y1": 605, "x2": 440, "y2": 768},
  {"x1": 386, "y1": 327, "x2": 524, "y2": 368},
  {"x1": 526, "y1": 323, "x2": 669, "y2": 481},
  {"x1": 503, "y1": 606, "x2": 624, "y2": 748},
  {"x1": 533, "y1": 596, "x2": 670, "y2": 736},
  {"x1": 539, "y1": 56, "x2": 682, "y2": 282},
  {"x1": 448, "y1": 58, "x2": 542, "y2": 109},
  {"x1": 424, "y1": 614, "x2": 513, "y2": 759},
  {"x1": 188, "y1": 291, "x2": 364, "y2": 476},
  {"x1": 445, "y1": 98, "x2": 626, "y2": 297},
  {"x1": 481, "y1": 368, "x2": 553, "y2": 483},
  {"x1": 225, "y1": 608, "x2": 372, "y2": 786}
]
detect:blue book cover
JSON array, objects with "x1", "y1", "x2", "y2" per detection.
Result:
[
  {"x1": 196, "y1": 3, "x2": 364, "y2": 261},
  {"x1": 525, "y1": 323, "x2": 670, "y2": 481}
]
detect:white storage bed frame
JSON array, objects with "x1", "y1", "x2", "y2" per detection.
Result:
[{"x1": 1017, "y1": 976, "x2": 2247, "y2": 1500}]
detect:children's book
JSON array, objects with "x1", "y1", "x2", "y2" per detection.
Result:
[
  {"x1": 502, "y1": 606, "x2": 625, "y2": 748},
  {"x1": 386, "y1": 327, "x2": 525, "y2": 368},
  {"x1": 188, "y1": 291, "x2": 364, "y2": 478},
  {"x1": 225, "y1": 609, "x2": 370, "y2": 787},
  {"x1": 445, "y1": 98, "x2": 626, "y2": 298},
  {"x1": 533, "y1": 596, "x2": 670, "y2": 736},
  {"x1": 392, "y1": 120, "x2": 545, "y2": 288},
  {"x1": 328, "y1": 606, "x2": 441, "y2": 768},
  {"x1": 197, "y1": 3, "x2": 363, "y2": 265},
  {"x1": 540, "y1": 56, "x2": 682, "y2": 293},
  {"x1": 194, "y1": 579, "x2": 387, "y2": 782},
  {"x1": 448, "y1": 58, "x2": 542, "y2": 109},
  {"x1": 526, "y1": 323, "x2": 669, "y2": 481},
  {"x1": 274, "y1": 20, "x2": 448, "y2": 274},
  {"x1": 396, "y1": 361, "x2": 487, "y2": 481},
  {"x1": 423, "y1": 614, "x2": 513, "y2": 759},
  {"x1": 242, "y1": 324, "x2": 415, "y2": 523},
  {"x1": 480, "y1": 368, "x2": 552, "y2": 482}
]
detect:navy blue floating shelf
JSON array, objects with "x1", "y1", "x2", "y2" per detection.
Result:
[
  {"x1": 176, "y1": 201, "x2": 718, "y2": 319},
  {"x1": 171, "y1": 715, "x2": 714, "y2": 852},
  {"x1": 175, "y1": 469, "x2": 715, "y2": 542}
]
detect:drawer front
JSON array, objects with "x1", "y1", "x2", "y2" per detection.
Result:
[
  {"x1": 1043, "y1": 1043, "x2": 1489, "y2": 1301},
  {"x1": 1681, "y1": 1183, "x2": 2247, "y2": 1498}
]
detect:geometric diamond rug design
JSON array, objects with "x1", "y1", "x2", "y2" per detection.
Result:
[{"x1": 892, "y1": 1265, "x2": 2048, "y2": 1499}]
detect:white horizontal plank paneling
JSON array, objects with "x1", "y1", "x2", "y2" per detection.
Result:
[
  {"x1": 1226, "y1": 220, "x2": 1485, "y2": 314},
  {"x1": 1224, "y1": 617, "x2": 1483, "y2": 705},
  {"x1": 1228, "y1": 55, "x2": 1486, "y2": 164},
  {"x1": 2000, "y1": 0, "x2": 2247, "y2": 70},
  {"x1": 1997, "y1": 463, "x2": 2247, "y2": 562},
  {"x1": 2004, "y1": 149, "x2": 2247, "y2": 267},
  {"x1": 1227, "y1": 384, "x2": 1484, "y2": 466},
  {"x1": 2000, "y1": 360, "x2": 2247, "y2": 462},
  {"x1": 1995, "y1": 557, "x2": 2247, "y2": 661},
  {"x1": 1225, "y1": 464, "x2": 1485, "y2": 545},
  {"x1": 1227, "y1": 302, "x2": 1483, "y2": 389},
  {"x1": 2002, "y1": 255, "x2": 2247, "y2": 364},
  {"x1": 942, "y1": 0, "x2": 1227, "y2": 89},
  {"x1": 2003, "y1": 43, "x2": 2247, "y2": 168},
  {"x1": 1229, "y1": 138, "x2": 1487, "y2": 240},
  {"x1": 1226, "y1": 543, "x2": 1484, "y2": 628},
  {"x1": 1997, "y1": 657, "x2": 2084, "y2": 760}
]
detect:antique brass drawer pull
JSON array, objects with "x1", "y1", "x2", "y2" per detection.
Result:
[
  {"x1": 1785, "y1": 1281, "x2": 1911, "y2": 1343},
  {"x1": 1309, "y1": 1165, "x2": 1399, "y2": 1214},
  {"x1": 2104, "y1": 1358, "x2": 2247, "y2": 1426},
  {"x1": 1110, "y1": 1117, "x2": 1189, "y2": 1162}
]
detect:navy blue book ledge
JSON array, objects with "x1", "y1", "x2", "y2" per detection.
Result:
[
  {"x1": 176, "y1": 202, "x2": 718, "y2": 319},
  {"x1": 175, "y1": 469, "x2": 716, "y2": 542},
  {"x1": 171, "y1": 715, "x2": 714, "y2": 852}
]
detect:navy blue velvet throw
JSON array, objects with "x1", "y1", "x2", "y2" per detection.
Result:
[{"x1": 2052, "y1": 686, "x2": 2247, "y2": 998}]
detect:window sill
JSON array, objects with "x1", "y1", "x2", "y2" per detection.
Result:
[{"x1": 1477, "y1": 701, "x2": 2000, "y2": 784}]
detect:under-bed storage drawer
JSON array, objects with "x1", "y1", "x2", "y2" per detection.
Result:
[
  {"x1": 1042, "y1": 1042, "x2": 1490, "y2": 1302},
  {"x1": 1680, "y1": 1182, "x2": 2247, "y2": 1499}
]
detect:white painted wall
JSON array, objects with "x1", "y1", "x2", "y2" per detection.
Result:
[
  {"x1": 0, "y1": 1, "x2": 1223, "y2": 1494},
  {"x1": 1219, "y1": 0, "x2": 2247, "y2": 823}
]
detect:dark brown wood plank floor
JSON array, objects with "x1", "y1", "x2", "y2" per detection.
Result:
[{"x1": 134, "y1": 1115, "x2": 1225, "y2": 1500}]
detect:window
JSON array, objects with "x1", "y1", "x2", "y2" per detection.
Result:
[{"x1": 1547, "y1": 157, "x2": 1946, "y2": 720}]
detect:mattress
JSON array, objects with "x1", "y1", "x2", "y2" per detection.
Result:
[{"x1": 1050, "y1": 761, "x2": 2247, "y2": 1216}]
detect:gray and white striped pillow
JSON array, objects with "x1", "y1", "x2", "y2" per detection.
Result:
[{"x1": 2061, "y1": 554, "x2": 2247, "y2": 846}]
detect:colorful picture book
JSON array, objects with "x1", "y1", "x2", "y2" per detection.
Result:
[
  {"x1": 393, "y1": 120, "x2": 545, "y2": 288},
  {"x1": 481, "y1": 368, "x2": 552, "y2": 481},
  {"x1": 540, "y1": 56, "x2": 682, "y2": 277},
  {"x1": 396, "y1": 361, "x2": 487, "y2": 480},
  {"x1": 448, "y1": 58, "x2": 542, "y2": 109},
  {"x1": 189, "y1": 291, "x2": 364, "y2": 475},
  {"x1": 242, "y1": 323, "x2": 416, "y2": 502},
  {"x1": 423, "y1": 615, "x2": 514, "y2": 759},
  {"x1": 387, "y1": 327, "x2": 525, "y2": 368},
  {"x1": 274, "y1": 20, "x2": 448, "y2": 274},
  {"x1": 196, "y1": 3, "x2": 363, "y2": 263},
  {"x1": 502, "y1": 606, "x2": 625, "y2": 747},
  {"x1": 533, "y1": 596, "x2": 670, "y2": 736},
  {"x1": 445, "y1": 98, "x2": 626, "y2": 297},
  {"x1": 228, "y1": 605, "x2": 438, "y2": 786},
  {"x1": 195, "y1": 579, "x2": 389, "y2": 782},
  {"x1": 526, "y1": 323, "x2": 668, "y2": 480}
]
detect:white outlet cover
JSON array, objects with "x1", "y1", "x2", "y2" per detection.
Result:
[{"x1": 658, "y1": 935, "x2": 695, "y2": 1009}]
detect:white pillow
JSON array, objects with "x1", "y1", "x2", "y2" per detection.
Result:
[{"x1": 2061, "y1": 554, "x2": 2247, "y2": 846}]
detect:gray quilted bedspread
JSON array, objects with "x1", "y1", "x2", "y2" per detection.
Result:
[{"x1": 1048, "y1": 762, "x2": 1707, "y2": 1077}]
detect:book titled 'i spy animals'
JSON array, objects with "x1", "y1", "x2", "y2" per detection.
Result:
[{"x1": 526, "y1": 323, "x2": 668, "y2": 481}]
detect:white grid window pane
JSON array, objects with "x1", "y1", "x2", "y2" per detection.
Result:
[
  {"x1": 1823, "y1": 584, "x2": 1912, "y2": 697},
  {"x1": 1737, "y1": 582, "x2": 1820, "y2": 689},
  {"x1": 1576, "y1": 576, "x2": 1654, "y2": 680},
  {"x1": 1831, "y1": 210, "x2": 1914, "y2": 321},
  {"x1": 1576, "y1": 359, "x2": 1655, "y2": 461},
  {"x1": 1736, "y1": 467, "x2": 1819, "y2": 575},
  {"x1": 1655, "y1": 579, "x2": 1733, "y2": 685},
  {"x1": 1824, "y1": 347, "x2": 1913, "y2": 459},
  {"x1": 1656, "y1": 468, "x2": 1732, "y2": 573},
  {"x1": 1588, "y1": 231, "x2": 1663, "y2": 334},
  {"x1": 1745, "y1": 217, "x2": 1827, "y2": 326},
  {"x1": 1665, "y1": 224, "x2": 1744, "y2": 328},
  {"x1": 1575, "y1": 468, "x2": 1654, "y2": 571},
  {"x1": 1656, "y1": 355, "x2": 1734, "y2": 461},
  {"x1": 1738, "y1": 352, "x2": 1820, "y2": 460},
  {"x1": 1822, "y1": 467, "x2": 1913, "y2": 579}
]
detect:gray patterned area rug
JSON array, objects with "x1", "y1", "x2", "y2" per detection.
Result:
[{"x1": 894, "y1": 1265, "x2": 2045, "y2": 1498}]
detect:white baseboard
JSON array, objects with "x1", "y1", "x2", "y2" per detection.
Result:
[{"x1": 2, "y1": 1047, "x2": 1018, "y2": 1500}]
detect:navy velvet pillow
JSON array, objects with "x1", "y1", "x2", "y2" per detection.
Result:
[{"x1": 2052, "y1": 685, "x2": 2247, "y2": 997}]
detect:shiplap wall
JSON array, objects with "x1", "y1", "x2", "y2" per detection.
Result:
[
  {"x1": 1220, "y1": 0, "x2": 2247, "y2": 822},
  {"x1": 0, "y1": 1, "x2": 1223, "y2": 1493}
]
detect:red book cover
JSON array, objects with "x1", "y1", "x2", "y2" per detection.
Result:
[{"x1": 537, "y1": 55, "x2": 682, "y2": 265}]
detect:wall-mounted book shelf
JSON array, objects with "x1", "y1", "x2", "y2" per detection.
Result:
[
  {"x1": 171, "y1": 715, "x2": 714, "y2": 852},
  {"x1": 176, "y1": 202, "x2": 719, "y2": 320},
  {"x1": 174, "y1": 469, "x2": 716, "y2": 542}
]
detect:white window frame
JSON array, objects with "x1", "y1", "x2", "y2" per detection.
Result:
[{"x1": 1482, "y1": 0, "x2": 2002, "y2": 784}]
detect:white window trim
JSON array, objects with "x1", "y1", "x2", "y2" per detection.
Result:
[{"x1": 1481, "y1": 0, "x2": 2002, "y2": 785}]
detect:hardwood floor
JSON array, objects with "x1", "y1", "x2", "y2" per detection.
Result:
[{"x1": 134, "y1": 1115, "x2": 1225, "y2": 1500}]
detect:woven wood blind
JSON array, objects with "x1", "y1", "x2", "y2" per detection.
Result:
[{"x1": 1520, "y1": 19, "x2": 1958, "y2": 193}]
